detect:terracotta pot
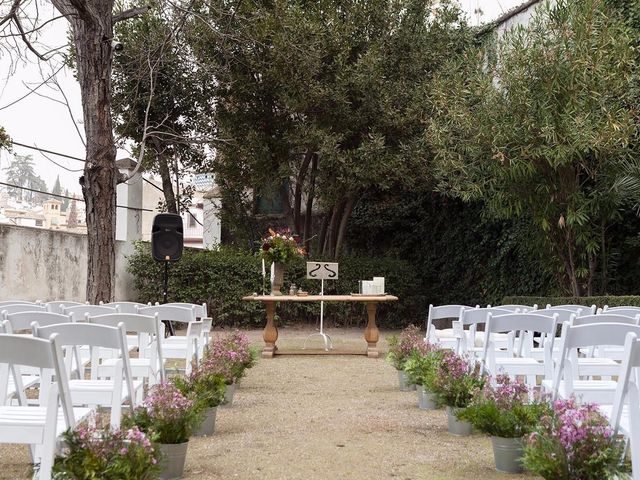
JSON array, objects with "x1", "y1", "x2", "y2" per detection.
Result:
[
  {"x1": 193, "y1": 407, "x2": 217, "y2": 437},
  {"x1": 271, "y1": 262, "x2": 284, "y2": 295},
  {"x1": 158, "y1": 441, "x2": 189, "y2": 480}
]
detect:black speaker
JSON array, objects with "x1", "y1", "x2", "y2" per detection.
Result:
[{"x1": 152, "y1": 213, "x2": 183, "y2": 262}]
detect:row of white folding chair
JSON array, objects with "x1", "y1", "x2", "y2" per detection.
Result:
[
  {"x1": 0, "y1": 332, "x2": 92, "y2": 479},
  {"x1": 157, "y1": 302, "x2": 212, "y2": 354},
  {"x1": 546, "y1": 303, "x2": 597, "y2": 315}
]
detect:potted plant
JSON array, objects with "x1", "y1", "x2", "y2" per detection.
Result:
[
  {"x1": 124, "y1": 382, "x2": 200, "y2": 480},
  {"x1": 53, "y1": 422, "x2": 160, "y2": 479},
  {"x1": 458, "y1": 375, "x2": 550, "y2": 472},
  {"x1": 429, "y1": 350, "x2": 484, "y2": 436},
  {"x1": 386, "y1": 325, "x2": 424, "y2": 391},
  {"x1": 522, "y1": 398, "x2": 628, "y2": 479},
  {"x1": 173, "y1": 368, "x2": 226, "y2": 437},
  {"x1": 203, "y1": 331, "x2": 258, "y2": 406},
  {"x1": 259, "y1": 228, "x2": 306, "y2": 295},
  {"x1": 403, "y1": 343, "x2": 443, "y2": 410}
]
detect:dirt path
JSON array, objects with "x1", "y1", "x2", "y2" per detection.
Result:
[{"x1": 0, "y1": 328, "x2": 535, "y2": 479}]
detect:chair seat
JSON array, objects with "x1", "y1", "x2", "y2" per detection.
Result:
[
  {"x1": 68, "y1": 379, "x2": 143, "y2": 403},
  {"x1": 99, "y1": 358, "x2": 162, "y2": 379},
  {"x1": 598, "y1": 404, "x2": 630, "y2": 436},
  {"x1": 0, "y1": 406, "x2": 92, "y2": 439},
  {"x1": 542, "y1": 379, "x2": 618, "y2": 403}
]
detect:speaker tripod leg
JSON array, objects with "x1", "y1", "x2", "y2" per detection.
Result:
[{"x1": 162, "y1": 261, "x2": 175, "y2": 336}]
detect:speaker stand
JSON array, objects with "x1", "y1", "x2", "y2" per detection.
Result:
[{"x1": 162, "y1": 260, "x2": 175, "y2": 336}]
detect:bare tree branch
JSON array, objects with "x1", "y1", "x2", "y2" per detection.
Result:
[{"x1": 113, "y1": 6, "x2": 150, "y2": 24}]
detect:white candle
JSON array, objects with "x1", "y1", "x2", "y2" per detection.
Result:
[{"x1": 262, "y1": 258, "x2": 266, "y2": 276}]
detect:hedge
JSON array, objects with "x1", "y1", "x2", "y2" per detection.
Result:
[
  {"x1": 503, "y1": 295, "x2": 640, "y2": 308},
  {"x1": 127, "y1": 242, "x2": 426, "y2": 328}
]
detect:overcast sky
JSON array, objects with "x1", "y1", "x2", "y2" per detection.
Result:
[{"x1": 0, "y1": 0, "x2": 526, "y2": 196}]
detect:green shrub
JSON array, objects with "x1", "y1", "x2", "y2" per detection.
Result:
[
  {"x1": 127, "y1": 242, "x2": 425, "y2": 328},
  {"x1": 503, "y1": 295, "x2": 640, "y2": 309}
]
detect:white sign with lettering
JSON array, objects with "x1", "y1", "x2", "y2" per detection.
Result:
[{"x1": 306, "y1": 262, "x2": 339, "y2": 280}]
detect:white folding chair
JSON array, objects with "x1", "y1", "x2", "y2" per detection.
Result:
[
  {"x1": 159, "y1": 302, "x2": 212, "y2": 353},
  {"x1": 572, "y1": 313, "x2": 640, "y2": 363},
  {"x1": 495, "y1": 304, "x2": 538, "y2": 312},
  {"x1": 544, "y1": 322, "x2": 640, "y2": 404},
  {"x1": 62, "y1": 304, "x2": 119, "y2": 322},
  {"x1": 89, "y1": 313, "x2": 165, "y2": 386},
  {"x1": 137, "y1": 305, "x2": 203, "y2": 374},
  {"x1": 603, "y1": 305, "x2": 640, "y2": 314},
  {"x1": 0, "y1": 301, "x2": 41, "y2": 308},
  {"x1": 547, "y1": 304, "x2": 596, "y2": 315},
  {"x1": 45, "y1": 301, "x2": 85, "y2": 313},
  {"x1": 100, "y1": 301, "x2": 150, "y2": 314},
  {"x1": 1, "y1": 304, "x2": 47, "y2": 317},
  {"x1": 599, "y1": 332, "x2": 640, "y2": 479},
  {"x1": 0, "y1": 333, "x2": 91, "y2": 479},
  {"x1": 481, "y1": 312, "x2": 558, "y2": 389},
  {"x1": 32, "y1": 322, "x2": 141, "y2": 428},
  {"x1": 425, "y1": 304, "x2": 473, "y2": 347},
  {"x1": 454, "y1": 307, "x2": 512, "y2": 356}
]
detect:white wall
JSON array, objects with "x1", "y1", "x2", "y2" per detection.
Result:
[{"x1": 0, "y1": 224, "x2": 136, "y2": 302}]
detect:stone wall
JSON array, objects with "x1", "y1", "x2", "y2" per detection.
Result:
[{"x1": 0, "y1": 224, "x2": 135, "y2": 302}]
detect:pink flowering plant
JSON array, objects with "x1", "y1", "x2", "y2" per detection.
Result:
[
  {"x1": 173, "y1": 366, "x2": 227, "y2": 412},
  {"x1": 429, "y1": 350, "x2": 485, "y2": 409},
  {"x1": 123, "y1": 382, "x2": 200, "y2": 444},
  {"x1": 259, "y1": 228, "x2": 306, "y2": 265},
  {"x1": 402, "y1": 341, "x2": 445, "y2": 389},
  {"x1": 522, "y1": 398, "x2": 627, "y2": 479},
  {"x1": 386, "y1": 325, "x2": 425, "y2": 370},
  {"x1": 53, "y1": 422, "x2": 160, "y2": 479},
  {"x1": 203, "y1": 330, "x2": 258, "y2": 384},
  {"x1": 458, "y1": 375, "x2": 550, "y2": 438}
]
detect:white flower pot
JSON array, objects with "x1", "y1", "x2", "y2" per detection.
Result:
[
  {"x1": 446, "y1": 406, "x2": 472, "y2": 436},
  {"x1": 222, "y1": 381, "x2": 236, "y2": 407},
  {"x1": 417, "y1": 386, "x2": 438, "y2": 410},
  {"x1": 158, "y1": 441, "x2": 189, "y2": 480},
  {"x1": 397, "y1": 370, "x2": 411, "y2": 391},
  {"x1": 193, "y1": 407, "x2": 217, "y2": 437},
  {"x1": 491, "y1": 436, "x2": 524, "y2": 473}
]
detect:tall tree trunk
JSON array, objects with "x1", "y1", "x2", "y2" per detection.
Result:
[
  {"x1": 156, "y1": 143, "x2": 178, "y2": 214},
  {"x1": 334, "y1": 195, "x2": 354, "y2": 258},
  {"x1": 293, "y1": 150, "x2": 313, "y2": 234},
  {"x1": 587, "y1": 251, "x2": 596, "y2": 297},
  {"x1": 318, "y1": 206, "x2": 333, "y2": 257},
  {"x1": 324, "y1": 198, "x2": 344, "y2": 257},
  {"x1": 60, "y1": 1, "x2": 117, "y2": 303},
  {"x1": 303, "y1": 154, "x2": 318, "y2": 254}
]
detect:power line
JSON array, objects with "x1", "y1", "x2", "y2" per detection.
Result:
[{"x1": 0, "y1": 181, "x2": 154, "y2": 212}]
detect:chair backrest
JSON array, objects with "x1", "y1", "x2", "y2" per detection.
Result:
[
  {"x1": 0, "y1": 304, "x2": 47, "y2": 316},
  {"x1": 137, "y1": 305, "x2": 196, "y2": 324},
  {"x1": 159, "y1": 302, "x2": 208, "y2": 319},
  {"x1": 485, "y1": 312, "x2": 558, "y2": 335},
  {"x1": 0, "y1": 300, "x2": 40, "y2": 307},
  {"x1": 495, "y1": 304, "x2": 538, "y2": 312},
  {"x1": 62, "y1": 304, "x2": 119, "y2": 321},
  {"x1": 538, "y1": 308, "x2": 583, "y2": 323},
  {"x1": 45, "y1": 301, "x2": 86, "y2": 313},
  {"x1": 547, "y1": 304, "x2": 596, "y2": 315},
  {"x1": 459, "y1": 307, "x2": 512, "y2": 327},
  {"x1": 0, "y1": 333, "x2": 74, "y2": 426},
  {"x1": 5, "y1": 311, "x2": 72, "y2": 332},
  {"x1": 604, "y1": 305, "x2": 640, "y2": 314},
  {"x1": 597, "y1": 308, "x2": 640, "y2": 320},
  {"x1": 100, "y1": 301, "x2": 150, "y2": 314},
  {"x1": 571, "y1": 313, "x2": 640, "y2": 327}
]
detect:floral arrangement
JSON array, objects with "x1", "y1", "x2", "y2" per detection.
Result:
[
  {"x1": 53, "y1": 422, "x2": 160, "y2": 479},
  {"x1": 172, "y1": 367, "x2": 227, "y2": 412},
  {"x1": 402, "y1": 341, "x2": 444, "y2": 389},
  {"x1": 429, "y1": 350, "x2": 485, "y2": 409},
  {"x1": 202, "y1": 330, "x2": 258, "y2": 384},
  {"x1": 259, "y1": 228, "x2": 306, "y2": 265},
  {"x1": 386, "y1": 325, "x2": 425, "y2": 370},
  {"x1": 457, "y1": 375, "x2": 550, "y2": 438},
  {"x1": 522, "y1": 398, "x2": 627, "y2": 479},
  {"x1": 123, "y1": 382, "x2": 200, "y2": 444}
]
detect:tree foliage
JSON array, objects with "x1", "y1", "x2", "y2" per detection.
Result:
[
  {"x1": 3, "y1": 154, "x2": 49, "y2": 204},
  {"x1": 429, "y1": 0, "x2": 640, "y2": 296},
  {"x1": 186, "y1": 0, "x2": 471, "y2": 256}
]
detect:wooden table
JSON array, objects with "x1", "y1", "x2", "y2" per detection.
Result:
[{"x1": 242, "y1": 294, "x2": 398, "y2": 358}]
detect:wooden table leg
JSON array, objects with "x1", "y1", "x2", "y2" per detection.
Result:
[
  {"x1": 262, "y1": 301, "x2": 278, "y2": 358},
  {"x1": 364, "y1": 302, "x2": 380, "y2": 358}
]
